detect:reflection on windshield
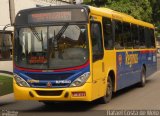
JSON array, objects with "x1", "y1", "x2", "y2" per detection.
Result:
[{"x1": 14, "y1": 24, "x2": 88, "y2": 69}]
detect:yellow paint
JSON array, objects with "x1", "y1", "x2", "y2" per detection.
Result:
[{"x1": 13, "y1": 79, "x2": 92, "y2": 101}]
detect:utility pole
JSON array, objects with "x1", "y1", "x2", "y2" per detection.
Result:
[
  {"x1": 1, "y1": 0, "x2": 15, "y2": 59},
  {"x1": 71, "y1": 0, "x2": 73, "y2": 4},
  {"x1": 8, "y1": 0, "x2": 15, "y2": 26}
]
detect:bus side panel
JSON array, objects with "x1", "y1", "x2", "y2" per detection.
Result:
[
  {"x1": 141, "y1": 50, "x2": 157, "y2": 77},
  {"x1": 116, "y1": 51, "x2": 141, "y2": 90},
  {"x1": 104, "y1": 50, "x2": 117, "y2": 90},
  {"x1": 116, "y1": 50, "x2": 157, "y2": 91}
]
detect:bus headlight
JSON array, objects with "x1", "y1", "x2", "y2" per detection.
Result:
[
  {"x1": 13, "y1": 74, "x2": 30, "y2": 87},
  {"x1": 70, "y1": 72, "x2": 90, "y2": 87}
]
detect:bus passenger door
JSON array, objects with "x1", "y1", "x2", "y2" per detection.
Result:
[{"x1": 90, "y1": 21, "x2": 105, "y2": 99}]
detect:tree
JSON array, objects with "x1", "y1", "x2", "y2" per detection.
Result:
[
  {"x1": 149, "y1": 0, "x2": 160, "y2": 25},
  {"x1": 83, "y1": 0, "x2": 152, "y2": 22},
  {"x1": 105, "y1": 0, "x2": 152, "y2": 22}
]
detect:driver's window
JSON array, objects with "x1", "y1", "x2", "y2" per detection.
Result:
[{"x1": 91, "y1": 22, "x2": 104, "y2": 62}]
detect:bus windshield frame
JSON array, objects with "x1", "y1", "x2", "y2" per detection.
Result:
[
  {"x1": 14, "y1": 6, "x2": 89, "y2": 70},
  {"x1": 14, "y1": 23, "x2": 89, "y2": 70}
]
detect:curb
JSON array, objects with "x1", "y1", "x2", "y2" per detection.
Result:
[
  {"x1": 0, "y1": 93, "x2": 14, "y2": 99},
  {"x1": 0, "y1": 93, "x2": 15, "y2": 105},
  {"x1": 0, "y1": 70, "x2": 13, "y2": 75}
]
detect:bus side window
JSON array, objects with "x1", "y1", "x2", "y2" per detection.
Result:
[
  {"x1": 144, "y1": 28, "x2": 152, "y2": 48},
  {"x1": 139, "y1": 26, "x2": 145, "y2": 48},
  {"x1": 114, "y1": 20, "x2": 123, "y2": 49},
  {"x1": 90, "y1": 22, "x2": 104, "y2": 62},
  {"x1": 123, "y1": 22, "x2": 132, "y2": 48},
  {"x1": 131, "y1": 24, "x2": 139, "y2": 48},
  {"x1": 102, "y1": 17, "x2": 114, "y2": 50},
  {"x1": 150, "y1": 29, "x2": 156, "y2": 48},
  {"x1": 144, "y1": 28, "x2": 155, "y2": 48}
]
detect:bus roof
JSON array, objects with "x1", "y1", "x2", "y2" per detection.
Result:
[
  {"x1": 14, "y1": 5, "x2": 154, "y2": 29},
  {"x1": 88, "y1": 6, "x2": 154, "y2": 29}
]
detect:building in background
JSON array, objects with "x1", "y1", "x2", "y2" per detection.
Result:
[
  {"x1": 0, "y1": 0, "x2": 69, "y2": 31},
  {"x1": 0, "y1": 0, "x2": 68, "y2": 73}
]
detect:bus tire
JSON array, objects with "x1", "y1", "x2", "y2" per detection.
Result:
[
  {"x1": 139, "y1": 67, "x2": 146, "y2": 87},
  {"x1": 98, "y1": 75, "x2": 113, "y2": 104},
  {"x1": 42, "y1": 101, "x2": 55, "y2": 106}
]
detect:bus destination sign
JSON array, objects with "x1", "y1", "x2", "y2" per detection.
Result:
[{"x1": 28, "y1": 11, "x2": 71, "y2": 23}]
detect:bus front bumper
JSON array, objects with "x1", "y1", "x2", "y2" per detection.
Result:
[{"x1": 13, "y1": 81, "x2": 92, "y2": 101}]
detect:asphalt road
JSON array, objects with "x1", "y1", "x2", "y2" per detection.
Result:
[{"x1": 0, "y1": 58, "x2": 160, "y2": 116}]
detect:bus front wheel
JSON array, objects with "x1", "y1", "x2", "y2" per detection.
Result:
[
  {"x1": 41, "y1": 101, "x2": 55, "y2": 106},
  {"x1": 98, "y1": 75, "x2": 113, "y2": 104}
]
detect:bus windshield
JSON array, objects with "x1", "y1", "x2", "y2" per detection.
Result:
[{"x1": 14, "y1": 24, "x2": 89, "y2": 70}]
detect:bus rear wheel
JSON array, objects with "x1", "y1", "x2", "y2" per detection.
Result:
[{"x1": 98, "y1": 76, "x2": 113, "y2": 104}]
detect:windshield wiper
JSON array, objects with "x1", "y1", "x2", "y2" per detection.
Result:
[
  {"x1": 41, "y1": 30, "x2": 44, "y2": 51},
  {"x1": 30, "y1": 27, "x2": 42, "y2": 41},
  {"x1": 55, "y1": 23, "x2": 69, "y2": 41},
  {"x1": 50, "y1": 23, "x2": 69, "y2": 42},
  {"x1": 30, "y1": 27, "x2": 44, "y2": 51},
  {"x1": 48, "y1": 23, "x2": 69, "y2": 61}
]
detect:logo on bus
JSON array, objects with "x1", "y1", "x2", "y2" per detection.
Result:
[
  {"x1": 46, "y1": 82, "x2": 52, "y2": 88},
  {"x1": 125, "y1": 53, "x2": 138, "y2": 67}
]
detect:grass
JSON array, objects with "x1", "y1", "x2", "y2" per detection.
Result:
[{"x1": 0, "y1": 75, "x2": 13, "y2": 96}]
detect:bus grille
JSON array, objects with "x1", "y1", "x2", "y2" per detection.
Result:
[
  {"x1": 32, "y1": 83, "x2": 68, "y2": 87},
  {"x1": 35, "y1": 90, "x2": 63, "y2": 96},
  {"x1": 26, "y1": 73, "x2": 73, "y2": 81}
]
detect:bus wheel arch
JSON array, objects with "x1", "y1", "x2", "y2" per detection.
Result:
[
  {"x1": 143, "y1": 64, "x2": 146, "y2": 73},
  {"x1": 98, "y1": 70, "x2": 115, "y2": 104},
  {"x1": 108, "y1": 70, "x2": 116, "y2": 92}
]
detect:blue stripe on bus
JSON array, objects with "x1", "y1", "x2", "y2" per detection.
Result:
[{"x1": 14, "y1": 65, "x2": 90, "y2": 88}]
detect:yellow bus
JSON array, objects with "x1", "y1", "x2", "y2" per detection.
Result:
[{"x1": 13, "y1": 5, "x2": 157, "y2": 104}]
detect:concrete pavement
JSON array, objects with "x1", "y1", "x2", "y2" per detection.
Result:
[{"x1": 0, "y1": 93, "x2": 15, "y2": 106}]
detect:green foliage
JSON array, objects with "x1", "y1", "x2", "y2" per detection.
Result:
[
  {"x1": 104, "y1": 0, "x2": 152, "y2": 22},
  {"x1": 149, "y1": 0, "x2": 160, "y2": 25},
  {"x1": 83, "y1": 0, "x2": 91, "y2": 4},
  {"x1": 0, "y1": 75, "x2": 13, "y2": 96},
  {"x1": 84, "y1": 0, "x2": 160, "y2": 22},
  {"x1": 83, "y1": 0, "x2": 160, "y2": 29}
]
